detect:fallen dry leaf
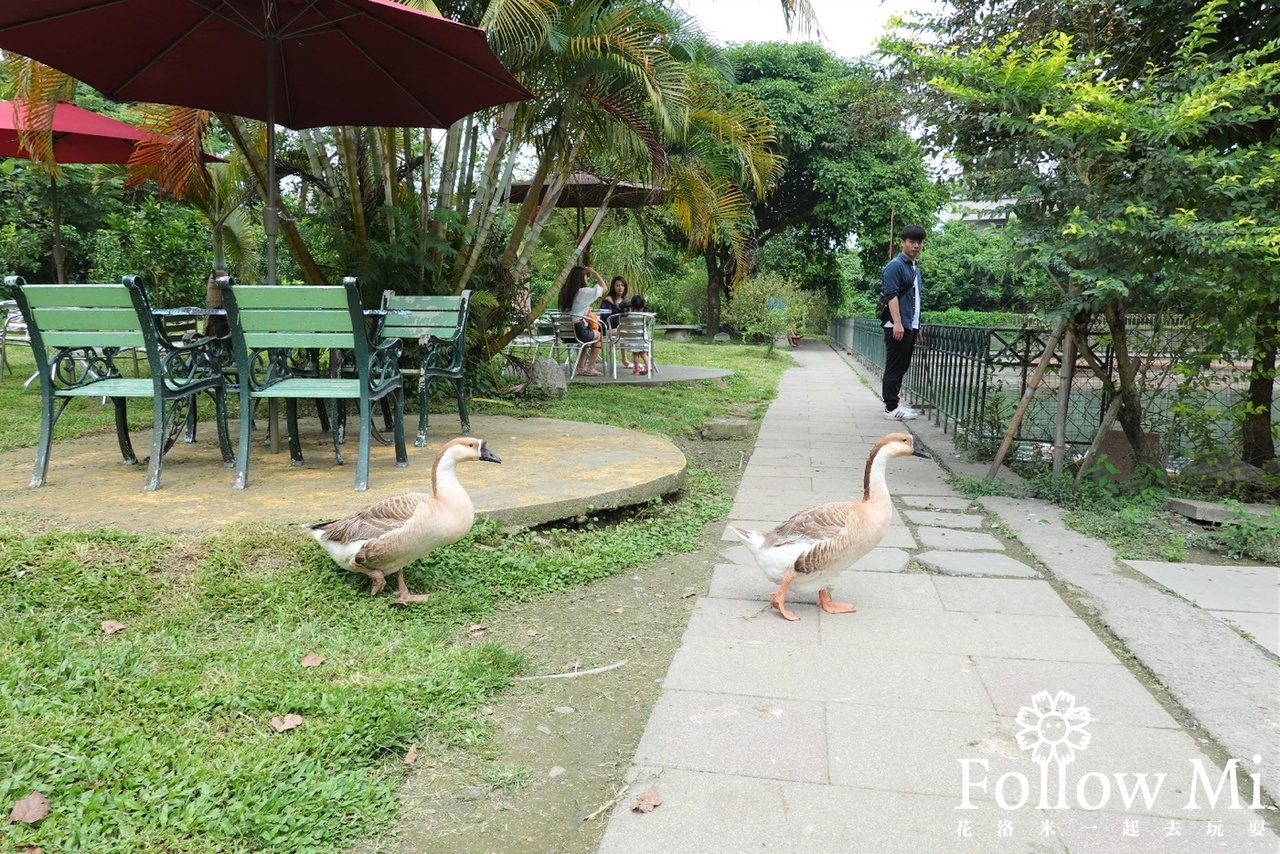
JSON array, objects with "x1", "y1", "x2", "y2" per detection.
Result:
[
  {"x1": 467, "y1": 624, "x2": 487, "y2": 635},
  {"x1": 9, "y1": 790, "x2": 50, "y2": 823},
  {"x1": 631, "y1": 785, "x2": 662, "y2": 814},
  {"x1": 473, "y1": 543, "x2": 496, "y2": 552},
  {"x1": 300, "y1": 652, "x2": 325, "y2": 668},
  {"x1": 613, "y1": 607, "x2": 624, "y2": 614},
  {"x1": 403, "y1": 744, "x2": 418, "y2": 765},
  {"x1": 270, "y1": 713, "x2": 303, "y2": 733},
  {"x1": 100, "y1": 620, "x2": 125, "y2": 635}
]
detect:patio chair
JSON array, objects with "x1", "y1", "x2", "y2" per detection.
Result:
[
  {"x1": 549, "y1": 311, "x2": 593, "y2": 379},
  {"x1": 612, "y1": 312, "x2": 657, "y2": 378},
  {"x1": 0, "y1": 299, "x2": 32, "y2": 377}
]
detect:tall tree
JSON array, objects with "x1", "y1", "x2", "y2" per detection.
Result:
[
  {"x1": 699, "y1": 42, "x2": 939, "y2": 333},
  {"x1": 882, "y1": 0, "x2": 1280, "y2": 468}
]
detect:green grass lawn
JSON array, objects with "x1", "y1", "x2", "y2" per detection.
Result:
[{"x1": 0, "y1": 339, "x2": 791, "y2": 852}]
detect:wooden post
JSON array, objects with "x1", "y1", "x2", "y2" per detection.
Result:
[{"x1": 986, "y1": 319, "x2": 1067, "y2": 481}]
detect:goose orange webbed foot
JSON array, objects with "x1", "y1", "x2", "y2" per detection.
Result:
[
  {"x1": 818, "y1": 588, "x2": 855, "y2": 614},
  {"x1": 769, "y1": 589, "x2": 799, "y2": 622}
]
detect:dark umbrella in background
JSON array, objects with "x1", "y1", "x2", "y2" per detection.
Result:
[
  {"x1": 0, "y1": 0, "x2": 532, "y2": 283},
  {"x1": 507, "y1": 170, "x2": 668, "y2": 266},
  {"x1": 0, "y1": 99, "x2": 217, "y2": 283}
]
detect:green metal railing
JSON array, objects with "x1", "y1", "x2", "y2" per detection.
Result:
[{"x1": 828, "y1": 317, "x2": 1276, "y2": 463}]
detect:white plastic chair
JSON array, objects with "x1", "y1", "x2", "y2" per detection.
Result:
[{"x1": 612, "y1": 312, "x2": 656, "y2": 378}]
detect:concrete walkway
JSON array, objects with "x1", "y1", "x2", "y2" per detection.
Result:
[{"x1": 598, "y1": 342, "x2": 1279, "y2": 854}]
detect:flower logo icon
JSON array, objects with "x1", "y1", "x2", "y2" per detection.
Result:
[{"x1": 1016, "y1": 690, "x2": 1092, "y2": 766}]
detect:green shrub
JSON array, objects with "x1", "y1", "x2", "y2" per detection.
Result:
[{"x1": 721, "y1": 272, "x2": 814, "y2": 353}]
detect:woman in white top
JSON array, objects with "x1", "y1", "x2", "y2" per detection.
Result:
[{"x1": 556, "y1": 264, "x2": 606, "y2": 376}]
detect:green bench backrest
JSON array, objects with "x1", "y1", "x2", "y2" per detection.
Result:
[
  {"x1": 381, "y1": 291, "x2": 470, "y2": 343},
  {"x1": 229, "y1": 284, "x2": 360, "y2": 350},
  {"x1": 14, "y1": 283, "x2": 147, "y2": 349}
]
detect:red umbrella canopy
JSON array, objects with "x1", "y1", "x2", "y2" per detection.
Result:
[
  {"x1": 0, "y1": 0, "x2": 531, "y2": 131},
  {"x1": 0, "y1": 100, "x2": 153, "y2": 163}
]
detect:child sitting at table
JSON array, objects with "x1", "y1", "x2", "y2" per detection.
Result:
[{"x1": 628, "y1": 294, "x2": 650, "y2": 375}]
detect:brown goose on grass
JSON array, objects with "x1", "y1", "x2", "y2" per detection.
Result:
[{"x1": 307, "y1": 437, "x2": 501, "y2": 604}]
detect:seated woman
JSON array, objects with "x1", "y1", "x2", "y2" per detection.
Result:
[
  {"x1": 557, "y1": 264, "x2": 606, "y2": 376},
  {"x1": 599, "y1": 276, "x2": 631, "y2": 366}
]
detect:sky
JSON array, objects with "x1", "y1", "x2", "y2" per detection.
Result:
[{"x1": 677, "y1": 0, "x2": 936, "y2": 60}]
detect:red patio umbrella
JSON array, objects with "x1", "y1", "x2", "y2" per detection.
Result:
[
  {"x1": 0, "y1": 99, "x2": 214, "y2": 283},
  {"x1": 0, "y1": 0, "x2": 532, "y2": 283}
]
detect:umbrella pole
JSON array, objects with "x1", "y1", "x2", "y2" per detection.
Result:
[
  {"x1": 50, "y1": 175, "x2": 67, "y2": 284},
  {"x1": 265, "y1": 119, "x2": 278, "y2": 285},
  {"x1": 265, "y1": 35, "x2": 278, "y2": 286}
]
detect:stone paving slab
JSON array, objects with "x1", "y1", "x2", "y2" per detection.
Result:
[
  {"x1": 1122, "y1": 560, "x2": 1280, "y2": 613},
  {"x1": 1209, "y1": 610, "x2": 1280, "y2": 657},
  {"x1": 903, "y1": 509, "x2": 987, "y2": 528},
  {"x1": 663, "y1": 638, "x2": 995, "y2": 712},
  {"x1": 919, "y1": 550, "x2": 1039, "y2": 577},
  {"x1": 918, "y1": 527, "x2": 1009, "y2": 551},
  {"x1": 901, "y1": 494, "x2": 976, "y2": 511},
  {"x1": 632, "y1": 690, "x2": 827, "y2": 783},
  {"x1": 974, "y1": 658, "x2": 1179, "y2": 729},
  {"x1": 933, "y1": 576, "x2": 1077, "y2": 616}
]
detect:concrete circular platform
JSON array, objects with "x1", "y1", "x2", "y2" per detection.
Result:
[{"x1": 0, "y1": 414, "x2": 687, "y2": 535}]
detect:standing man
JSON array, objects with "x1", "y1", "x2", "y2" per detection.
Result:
[{"x1": 881, "y1": 223, "x2": 926, "y2": 420}]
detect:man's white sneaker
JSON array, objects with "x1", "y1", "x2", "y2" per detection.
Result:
[{"x1": 883, "y1": 406, "x2": 918, "y2": 421}]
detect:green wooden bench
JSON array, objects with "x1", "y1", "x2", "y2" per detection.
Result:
[
  {"x1": 4, "y1": 274, "x2": 233, "y2": 491},
  {"x1": 217, "y1": 276, "x2": 407, "y2": 491},
  {"x1": 378, "y1": 289, "x2": 471, "y2": 447}
]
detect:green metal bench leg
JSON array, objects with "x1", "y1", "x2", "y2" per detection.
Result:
[
  {"x1": 286, "y1": 400, "x2": 304, "y2": 465},
  {"x1": 354, "y1": 395, "x2": 372, "y2": 491},
  {"x1": 112, "y1": 396, "x2": 139, "y2": 466},
  {"x1": 30, "y1": 390, "x2": 58, "y2": 488},
  {"x1": 452, "y1": 377, "x2": 470, "y2": 434},
  {"x1": 211, "y1": 389, "x2": 235, "y2": 465},
  {"x1": 233, "y1": 392, "x2": 255, "y2": 489},
  {"x1": 144, "y1": 394, "x2": 167, "y2": 491},
  {"x1": 393, "y1": 389, "x2": 408, "y2": 467},
  {"x1": 415, "y1": 378, "x2": 430, "y2": 447}
]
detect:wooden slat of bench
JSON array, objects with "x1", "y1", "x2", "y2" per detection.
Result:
[
  {"x1": 382, "y1": 322, "x2": 461, "y2": 340},
  {"x1": 238, "y1": 310, "x2": 356, "y2": 332},
  {"x1": 240, "y1": 331, "x2": 357, "y2": 349},
  {"x1": 55, "y1": 377, "x2": 154, "y2": 397},
  {"x1": 30, "y1": 307, "x2": 140, "y2": 331},
  {"x1": 247, "y1": 377, "x2": 361, "y2": 399},
  {"x1": 18, "y1": 285, "x2": 135, "y2": 308},
  {"x1": 233, "y1": 286, "x2": 350, "y2": 309},
  {"x1": 40, "y1": 330, "x2": 145, "y2": 348},
  {"x1": 384, "y1": 295, "x2": 459, "y2": 310}
]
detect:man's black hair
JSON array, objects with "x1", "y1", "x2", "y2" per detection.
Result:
[{"x1": 900, "y1": 224, "x2": 927, "y2": 241}]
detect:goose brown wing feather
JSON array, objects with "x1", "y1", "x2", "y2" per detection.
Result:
[
  {"x1": 317, "y1": 493, "x2": 427, "y2": 543},
  {"x1": 771, "y1": 501, "x2": 852, "y2": 542}
]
